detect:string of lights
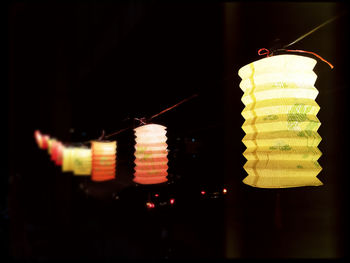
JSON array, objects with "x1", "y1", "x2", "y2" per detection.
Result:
[{"x1": 33, "y1": 10, "x2": 346, "y2": 204}]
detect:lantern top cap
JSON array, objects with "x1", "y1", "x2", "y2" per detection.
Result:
[
  {"x1": 238, "y1": 54, "x2": 317, "y2": 79},
  {"x1": 134, "y1": 123, "x2": 167, "y2": 132}
]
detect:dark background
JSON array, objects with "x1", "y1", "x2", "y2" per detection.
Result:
[{"x1": 4, "y1": 1, "x2": 349, "y2": 260}]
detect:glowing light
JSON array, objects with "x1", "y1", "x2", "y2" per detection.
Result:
[
  {"x1": 238, "y1": 54, "x2": 322, "y2": 188},
  {"x1": 91, "y1": 141, "x2": 116, "y2": 181},
  {"x1": 41, "y1": 135, "x2": 50, "y2": 150},
  {"x1": 169, "y1": 198, "x2": 175, "y2": 204},
  {"x1": 134, "y1": 124, "x2": 168, "y2": 185},
  {"x1": 62, "y1": 147, "x2": 74, "y2": 172},
  {"x1": 72, "y1": 148, "x2": 92, "y2": 176},
  {"x1": 146, "y1": 202, "x2": 155, "y2": 208},
  {"x1": 201, "y1": 191, "x2": 206, "y2": 195},
  {"x1": 223, "y1": 188, "x2": 228, "y2": 194},
  {"x1": 34, "y1": 130, "x2": 43, "y2": 148}
]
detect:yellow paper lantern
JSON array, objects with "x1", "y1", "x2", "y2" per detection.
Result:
[
  {"x1": 91, "y1": 141, "x2": 116, "y2": 181},
  {"x1": 134, "y1": 124, "x2": 168, "y2": 185},
  {"x1": 238, "y1": 54, "x2": 322, "y2": 188},
  {"x1": 72, "y1": 148, "x2": 92, "y2": 176},
  {"x1": 62, "y1": 147, "x2": 74, "y2": 172}
]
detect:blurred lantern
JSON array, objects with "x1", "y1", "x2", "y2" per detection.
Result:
[
  {"x1": 238, "y1": 54, "x2": 322, "y2": 188},
  {"x1": 41, "y1": 135, "x2": 50, "y2": 150},
  {"x1": 47, "y1": 138, "x2": 57, "y2": 155},
  {"x1": 134, "y1": 124, "x2": 168, "y2": 185},
  {"x1": 73, "y1": 147, "x2": 92, "y2": 176},
  {"x1": 62, "y1": 147, "x2": 74, "y2": 172},
  {"x1": 55, "y1": 143, "x2": 64, "y2": 166},
  {"x1": 91, "y1": 141, "x2": 116, "y2": 181},
  {"x1": 34, "y1": 130, "x2": 43, "y2": 148},
  {"x1": 50, "y1": 140, "x2": 60, "y2": 162}
]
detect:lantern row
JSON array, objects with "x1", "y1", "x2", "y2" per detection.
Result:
[
  {"x1": 34, "y1": 54, "x2": 323, "y2": 188},
  {"x1": 34, "y1": 124, "x2": 168, "y2": 184}
]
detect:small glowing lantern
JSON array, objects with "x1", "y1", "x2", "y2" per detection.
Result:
[
  {"x1": 72, "y1": 147, "x2": 92, "y2": 176},
  {"x1": 41, "y1": 135, "x2": 50, "y2": 150},
  {"x1": 91, "y1": 141, "x2": 116, "y2": 181},
  {"x1": 62, "y1": 147, "x2": 74, "y2": 172},
  {"x1": 238, "y1": 54, "x2": 322, "y2": 188},
  {"x1": 134, "y1": 124, "x2": 168, "y2": 185},
  {"x1": 55, "y1": 143, "x2": 64, "y2": 166},
  {"x1": 47, "y1": 138, "x2": 57, "y2": 155},
  {"x1": 50, "y1": 140, "x2": 60, "y2": 162},
  {"x1": 34, "y1": 130, "x2": 43, "y2": 148}
]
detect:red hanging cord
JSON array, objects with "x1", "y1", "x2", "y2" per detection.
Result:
[
  {"x1": 258, "y1": 48, "x2": 334, "y2": 69},
  {"x1": 284, "y1": 49, "x2": 334, "y2": 69},
  {"x1": 258, "y1": 48, "x2": 270, "y2": 57}
]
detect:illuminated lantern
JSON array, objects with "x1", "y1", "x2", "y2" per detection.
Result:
[
  {"x1": 72, "y1": 147, "x2": 92, "y2": 176},
  {"x1": 47, "y1": 138, "x2": 57, "y2": 155},
  {"x1": 134, "y1": 124, "x2": 168, "y2": 185},
  {"x1": 41, "y1": 135, "x2": 50, "y2": 150},
  {"x1": 238, "y1": 54, "x2": 322, "y2": 188},
  {"x1": 55, "y1": 143, "x2": 64, "y2": 166},
  {"x1": 91, "y1": 141, "x2": 116, "y2": 181},
  {"x1": 62, "y1": 147, "x2": 74, "y2": 172},
  {"x1": 34, "y1": 130, "x2": 43, "y2": 148},
  {"x1": 50, "y1": 141, "x2": 60, "y2": 162}
]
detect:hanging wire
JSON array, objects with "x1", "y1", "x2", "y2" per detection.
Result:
[
  {"x1": 83, "y1": 93, "x2": 199, "y2": 142},
  {"x1": 258, "y1": 10, "x2": 348, "y2": 68},
  {"x1": 282, "y1": 10, "x2": 348, "y2": 49},
  {"x1": 45, "y1": 10, "x2": 348, "y2": 145}
]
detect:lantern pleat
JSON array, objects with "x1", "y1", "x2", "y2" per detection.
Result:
[
  {"x1": 134, "y1": 124, "x2": 168, "y2": 185},
  {"x1": 91, "y1": 141, "x2": 116, "y2": 181},
  {"x1": 238, "y1": 54, "x2": 322, "y2": 188},
  {"x1": 72, "y1": 148, "x2": 92, "y2": 176}
]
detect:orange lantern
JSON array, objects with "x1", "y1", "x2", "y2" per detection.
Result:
[
  {"x1": 34, "y1": 130, "x2": 43, "y2": 148},
  {"x1": 134, "y1": 124, "x2": 168, "y2": 185},
  {"x1": 91, "y1": 141, "x2": 116, "y2": 181}
]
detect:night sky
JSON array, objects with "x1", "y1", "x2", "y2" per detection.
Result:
[{"x1": 5, "y1": 1, "x2": 349, "y2": 260}]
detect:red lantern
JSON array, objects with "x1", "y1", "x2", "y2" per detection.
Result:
[
  {"x1": 134, "y1": 124, "x2": 168, "y2": 185},
  {"x1": 55, "y1": 143, "x2": 64, "y2": 166},
  {"x1": 91, "y1": 141, "x2": 116, "y2": 182},
  {"x1": 41, "y1": 135, "x2": 50, "y2": 150},
  {"x1": 50, "y1": 140, "x2": 59, "y2": 162}
]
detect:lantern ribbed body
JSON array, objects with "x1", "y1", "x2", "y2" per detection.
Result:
[
  {"x1": 238, "y1": 54, "x2": 322, "y2": 188},
  {"x1": 73, "y1": 148, "x2": 92, "y2": 176},
  {"x1": 134, "y1": 124, "x2": 168, "y2": 185},
  {"x1": 91, "y1": 141, "x2": 116, "y2": 181}
]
